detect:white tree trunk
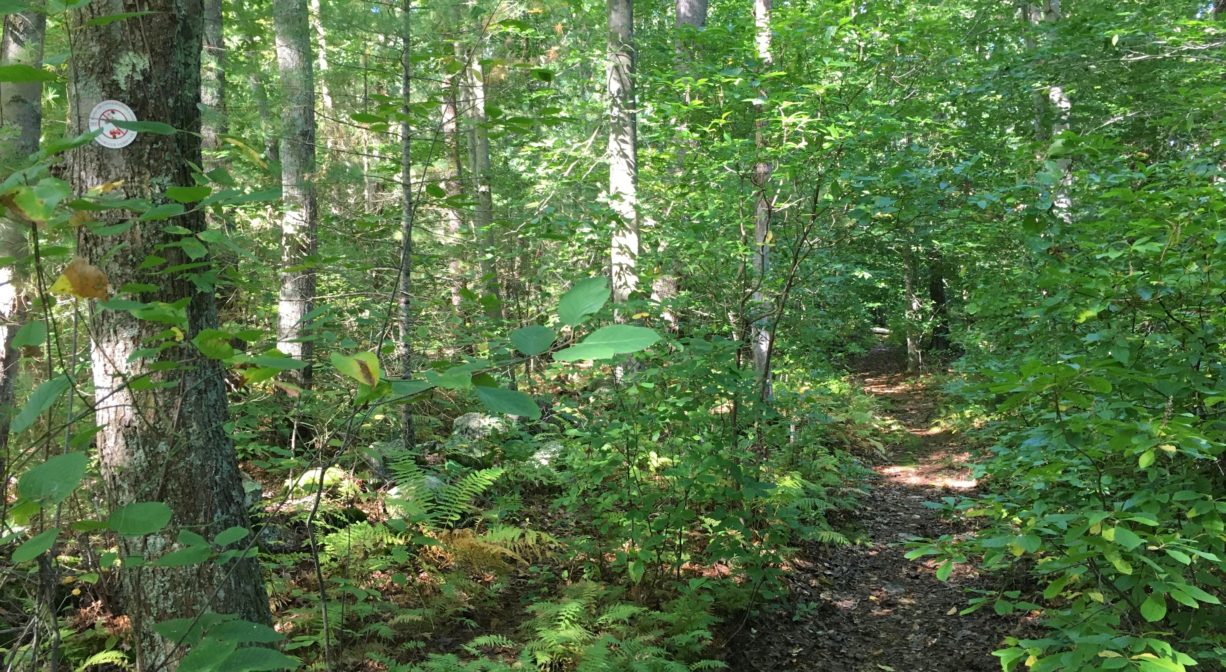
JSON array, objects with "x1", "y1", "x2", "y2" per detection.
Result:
[
  {"x1": 0, "y1": 2, "x2": 44, "y2": 469},
  {"x1": 608, "y1": 0, "x2": 639, "y2": 308},
  {"x1": 309, "y1": 0, "x2": 334, "y2": 111},
  {"x1": 750, "y1": 0, "x2": 773, "y2": 396},
  {"x1": 464, "y1": 28, "x2": 501, "y2": 321},
  {"x1": 274, "y1": 0, "x2": 319, "y2": 386}
]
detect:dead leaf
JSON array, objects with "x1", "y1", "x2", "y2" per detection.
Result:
[{"x1": 51, "y1": 257, "x2": 109, "y2": 300}]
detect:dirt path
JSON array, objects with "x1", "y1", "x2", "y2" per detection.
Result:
[{"x1": 728, "y1": 353, "x2": 1023, "y2": 671}]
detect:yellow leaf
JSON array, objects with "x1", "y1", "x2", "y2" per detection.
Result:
[
  {"x1": 90, "y1": 180, "x2": 125, "y2": 195},
  {"x1": 50, "y1": 257, "x2": 109, "y2": 300},
  {"x1": 170, "y1": 327, "x2": 184, "y2": 342}
]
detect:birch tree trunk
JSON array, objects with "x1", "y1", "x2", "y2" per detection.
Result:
[
  {"x1": 607, "y1": 0, "x2": 638, "y2": 308},
  {"x1": 398, "y1": 0, "x2": 416, "y2": 452},
  {"x1": 651, "y1": 0, "x2": 707, "y2": 329},
  {"x1": 464, "y1": 29, "x2": 501, "y2": 322},
  {"x1": 274, "y1": 0, "x2": 319, "y2": 386},
  {"x1": 309, "y1": 0, "x2": 334, "y2": 111},
  {"x1": 750, "y1": 0, "x2": 773, "y2": 397},
  {"x1": 441, "y1": 65, "x2": 465, "y2": 316},
  {"x1": 0, "y1": 1, "x2": 45, "y2": 475},
  {"x1": 1029, "y1": 0, "x2": 1071, "y2": 221},
  {"x1": 67, "y1": 2, "x2": 270, "y2": 667}
]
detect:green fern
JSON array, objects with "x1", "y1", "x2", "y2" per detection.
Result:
[
  {"x1": 75, "y1": 650, "x2": 132, "y2": 672},
  {"x1": 386, "y1": 452, "x2": 503, "y2": 529}
]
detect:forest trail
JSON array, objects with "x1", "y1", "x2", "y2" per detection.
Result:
[{"x1": 728, "y1": 349, "x2": 1024, "y2": 671}]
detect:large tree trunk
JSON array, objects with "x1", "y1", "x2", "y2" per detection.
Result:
[
  {"x1": 750, "y1": 0, "x2": 773, "y2": 398},
  {"x1": 0, "y1": 2, "x2": 45, "y2": 494},
  {"x1": 607, "y1": 0, "x2": 638, "y2": 309},
  {"x1": 398, "y1": 0, "x2": 416, "y2": 453},
  {"x1": 274, "y1": 0, "x2": 319, "y2": 386},
  {"x1": 67, "y1": 2, "x2": 270, "y2": 667}
]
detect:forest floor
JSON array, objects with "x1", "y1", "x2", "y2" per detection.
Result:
[{"x1": 727, "y1": 349, "x2": 1027, "y2": 671}]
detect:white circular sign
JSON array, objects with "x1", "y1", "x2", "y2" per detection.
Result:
[{"x1": 88, "y1": 100, "x2": 138, "y2": 149}]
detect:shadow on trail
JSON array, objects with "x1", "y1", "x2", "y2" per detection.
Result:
[{"x1": 727, "y1": 349, "x2": 1027, "y2": 672}]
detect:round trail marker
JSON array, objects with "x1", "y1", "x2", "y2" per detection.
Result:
[{"x1": 88, "y1": 100, "x2": 138, "y2": 149}]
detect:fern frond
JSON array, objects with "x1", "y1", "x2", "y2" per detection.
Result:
[{"x1": 76, "y1": 650, "x2": 132, "y2": 672}]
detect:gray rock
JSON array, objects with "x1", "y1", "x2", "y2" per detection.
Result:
[
  {"x1": 241, "y1": 471, "x2": 263, "y2": 510},
  {"x1": 451, "y1": 413, "x2": 512, "y2": 441},
  {"x1": 532, "y1": 441, "x2": 564, "y2": 467}
]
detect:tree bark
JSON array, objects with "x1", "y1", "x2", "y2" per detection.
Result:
[
  {"x1": 607, "y1": 0, "x2": 638, "y2": 308},
  {"x1": 201, "y1": 0, "x2": 226, "y2": 154},
  {"x1": 651, "y1": 0, "x2": 707, "y2": 330},
  {"x1": 0, "y1": 1, "x2": 45, "y2": 500},
  {"x1": 1029, "y1": 0, "x2": 1071, "y2": 221},
  {"x1": 441, "y1": 64, "x2": 465, "y2": 316},
  {"x1": 67, "y1": 1, "x2": 270, "y2": 667},
  {"x1": 463, "y1": 19, "x2": 501, "y2": 323},
  {"x1": 750, "y1": 0, "x2": 773, "y2": 398},
  {"x1": 274, "y1": 0, "x2": 319, "y2": 386},
  {"x1": 903, "y1": 246, "x2": 922, "y2": 373},
  {"x1": 398, "y1": 0, "x2": 416, "y2": 453},
  {"x1": 309, "y1": 0, "x2": 334, "y2": 111},
  {"x1": 927, "y1": 250, "x2": 949, "y2": 353}
]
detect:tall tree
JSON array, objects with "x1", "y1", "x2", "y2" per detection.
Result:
[
  {"x1": 750, "y1": 0, "x2": 773, "y2": 394},
  {"x1": 441, "y1": 39, "x2": 465, "y2": 316},
  {"x1": 607, "y1": 0, "x2": 638, "y2": 308},
  {"x1": 0, "y1": 1, "x2": 45, "y2": 474},
  {"x1": 464, "y1": 26, "x2": 501, "y2": 322},
  {"x1": 67, "y1": 1, "x2": 270, "y2": 666},
  {"x1": 309, "y1": 0, "x2": 334, "y2": 111},
  {"x1": 274, "y1": 0, "x2": 320, "y2": 386},
  {"x1": 398, "y1": 0, "x2": 416, "y2": 452},
  {"x1": 201, "y1": 0, "x2": 226, "y2": 154}
]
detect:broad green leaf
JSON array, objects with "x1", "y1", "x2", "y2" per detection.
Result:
[
  {"x1": 1140, "y1": 593, "x2": 1167, "y2": 622},
  {"x1": 510, "y1": 325, "x2": 556, "y2": 356},
  {"x1": 152, "y1": 544, "x2": 212, "y2": 567},
  {"x1": 391, "y1": 380, "x2": 433, "y2": 397},
  {"x1": 166, "y1": 185, "x2": 212, "y2": 203},
  {"x1": 108, "y1": 501, "x2": 172, "y2": 536},
  {"x1": 13, "y1": 375, "x2": 71, "y2": 433},
  {"x1": 139, "y1": 203, "x2": 185, "y2": 221},
  {"x1": 0, "y1": 64, "x2": 55, "y2": 82},
  {"x1": 18, "y1": 452, "x2": 88, "y2": 505},
  {"x1": 557, "y1": 276, "x2": 610, "y2": 327},
  {"x1": 193, "y1": 329, "x2": 235, "y2": 360},
  {"x1": 12, "y1": 527, "x2": 59, "y2": 563},
  {"x1": 178, "y1": 640, "x2": 237, "y2": 672},
  {"x1": 210, "y1": 620, "x2": 284, "y2": 644},
  {"x1": 12, "y1": 320, "x2": 46, "y2": 348},
  {"x1": 213, "y1": 526, "x2": 249, "y2": 546},
  {"x1": 553, "y1": 325, "x2": 661, "y2": 362},
  {"x1": 330, "y1": 351, "x2": 380, "y2": 387},
  {"x1": 476, "y1": 386, "x2": 541, "y2": 420},
  {"x1": 109, "y1": 119, "x2": 177, "y2": 135},
  {"x1": 220, "y1": 647, "x2": 299, "y2": 671},
  {"x1": 935, "y1": 560, "x2": 953, "y2": 581}
]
